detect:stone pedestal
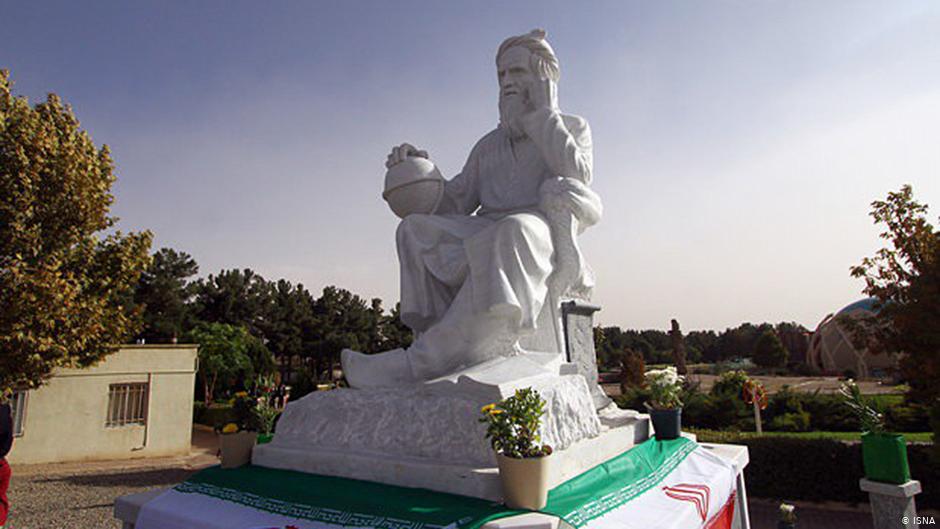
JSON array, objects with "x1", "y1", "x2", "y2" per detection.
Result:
[
  {"x1": 253, "y1": 353, "x2": 648, "y2": 500},
  {"x1": 561, "y1": 301, "x2": 611, "y2": 409},
  {"x1": 859, "y1": 478, "x2": 922, "y2": 529}
]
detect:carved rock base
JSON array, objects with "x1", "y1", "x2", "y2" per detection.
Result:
[{"x1": 252, "y1": 355, "x2": 650, "y2": 499}]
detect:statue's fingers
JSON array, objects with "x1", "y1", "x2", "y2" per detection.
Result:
[
  {"x1": 391, "y1": 146, "x2": 401, "y2": 164},
  {"x1": 415, "y1": 150, "x2": 429, "y2": 159},
  {"x1": 399, "y1": 142, "x2": 416, "y2": 157}
]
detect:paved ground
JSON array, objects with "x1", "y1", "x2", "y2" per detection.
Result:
[{"x1": 6, "y1": 426, "x2": 932, "y2": 528}]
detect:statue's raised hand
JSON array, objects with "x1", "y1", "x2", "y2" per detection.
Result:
[
  {"x1": 386, "y1": 143, "x2": 429, "y2": 169},
  {"x1": 526, "y1": 76, "x2": 558, "y2": 115}
]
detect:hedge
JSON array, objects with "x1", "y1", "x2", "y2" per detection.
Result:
[
  {"x1": 695, "y1": 430, "x2": 939, "y2": 509},
  {"x1": 193, "y1": 402, "x2": 237, "y2": 428},
  {"x1": 615, "y1": 386, "x2": 932, "y2": 433}
]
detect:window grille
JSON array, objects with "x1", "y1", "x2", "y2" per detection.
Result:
[
  {"x1": 106, "y1": 383, "x2": 149, "y2": 427},
  {"x1": 10, "y1": 390, "x2": 27, "y2": 437}
]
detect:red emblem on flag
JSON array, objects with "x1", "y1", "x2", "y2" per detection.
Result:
[{"x1": 663, "y1": 483, "x2": 711, "y2": 521}]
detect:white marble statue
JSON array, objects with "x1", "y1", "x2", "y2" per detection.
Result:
[{"x1": 342, "y1": 29, "x2": 601, "y2": 389}]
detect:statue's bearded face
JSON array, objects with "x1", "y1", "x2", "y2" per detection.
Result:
[{"x1": 497, "y1": 46, "x2": 538, "y2": 136}]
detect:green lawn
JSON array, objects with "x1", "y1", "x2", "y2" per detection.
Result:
[{"x1": 691, "y1": 428, "x2": 933, "y2": 443}]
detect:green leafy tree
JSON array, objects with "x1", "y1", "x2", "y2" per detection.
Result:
[
  {"x1": 134, "y1": 247, "x2": 198, "y2": 343},
  {"x1": 265, "y1": 279, "x2": 316, "y2": 381},
  {"x1": 380, "y1": 302, "x2": 413, "y2": 351},
  {"x1": 752, "y1": 330, "x2": 789, "y2": 368},
  {"x1": 192, "y1": 268, "x2": 274, "y2": 338},
  {"x1": 308, "y1": 286, "x2": 378, "y2": 380},
  {"x1": 0, "y1": 70, "x2": 152, "y2": 392},
  {"x1": 850, "y1": 185, "x2": 939, "y2": 406},
  {"x1": 189, "y1": 322, "x2": 253, "y2": 405}
]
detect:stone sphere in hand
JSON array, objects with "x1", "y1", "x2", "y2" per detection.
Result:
[{"x1": 383, "y1": 156, "x2": 444, "y2": 218}]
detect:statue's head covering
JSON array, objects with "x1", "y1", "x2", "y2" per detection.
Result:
[{"x1": 496, "y1": 29, "x2": 560, "y2": 82}]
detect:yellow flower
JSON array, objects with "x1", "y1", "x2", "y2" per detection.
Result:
[
  {"x1": 489, "y1": 409, "x2": 504, "y2": 415},
  {"x1": 480, "y1": 403, "x2": 496, "y2": 413},
  {"x1": 221, "y1": 423, "x2": 239, "y2": 434},
  {"x1": 234, "y1": 391, "x2": 248, "y2": 398}
]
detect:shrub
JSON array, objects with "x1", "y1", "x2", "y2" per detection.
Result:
[
  {"x1": 193, "y1": 401, "x2": 207, "y2": 424},
  {"x1": 799, "y1": 392, "x2": 860, "y2": 431},
  {"x1": 618, "y1": 350, "x2": 646, "y2": 392},
  {"x1": 195, "y1": 403, "x2": 237, "y2": 428},
  {"x1": 884, "y1": 403, "x2": 931, "y2": 433},
  {"x1": 768, "y1": 411, "x2": 811, "y2": 432},
  {"x1": 711, "y1": 370, "x2": 749, "y2": 397},
  {"x1": 931, "y1": 400, "x2": 940, "y2": 464},
  {"x1": 614, "y1": 386, "x2": 651, "y2": 412}
]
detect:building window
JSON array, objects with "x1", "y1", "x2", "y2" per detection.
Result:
[
  {"x1": 10, "y1": 390, "x2": 27, "y2": 437},
  {"x1": 106, "y1": 383, "x2": 149, "y2": 427}
]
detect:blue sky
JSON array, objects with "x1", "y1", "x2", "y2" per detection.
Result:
[{"x1": 3, "y1": 1, "x2": 939, "y2": 331}]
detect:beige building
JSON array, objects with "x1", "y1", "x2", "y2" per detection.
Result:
[{"x1": 7, "y1": 345, "x2": 198, "y2": 465}]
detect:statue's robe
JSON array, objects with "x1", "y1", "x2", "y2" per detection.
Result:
[{"x1": 396, "y1": 110, "x2": 593, "y2": 377}]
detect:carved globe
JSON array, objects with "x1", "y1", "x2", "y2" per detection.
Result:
[{"x1": 382, "y1": 157, "x2": 444, "y2": 218}]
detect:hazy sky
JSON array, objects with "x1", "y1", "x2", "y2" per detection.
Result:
[{"x1": 3, "y1": 1, "x2": 939, "y2": 332}]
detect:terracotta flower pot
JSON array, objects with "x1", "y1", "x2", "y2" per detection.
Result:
[
  {"x1": 219, "y1": 430, "x2": 256, "y2": 468},
  {"x1": 496, "y1": 452, "x2": 552, "y2": 510}
]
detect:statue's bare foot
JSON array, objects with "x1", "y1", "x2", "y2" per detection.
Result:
[{"x1": 341, "y1": 348, "x2": 416, "y2": 389}]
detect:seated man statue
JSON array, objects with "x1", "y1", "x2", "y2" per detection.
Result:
[{"x1": 342, "y1": 29, "x2": 600, "y2": 389}]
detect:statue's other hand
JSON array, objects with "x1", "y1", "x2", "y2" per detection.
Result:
[
  {"x1": 385, "y1": 143, "x2": 429, "y2": 169},
  {"x1": 526, "y1": 77, "x2": 559, "y2": 115}
]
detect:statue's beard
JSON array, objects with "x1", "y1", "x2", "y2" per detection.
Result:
[{"x1": 499, "y1": 94, "x2": 528, "y2": 139}]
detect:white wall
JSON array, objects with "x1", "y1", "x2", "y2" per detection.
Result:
[{"x1": 7, "y1": 345, "x2": 198, "y2": 465}]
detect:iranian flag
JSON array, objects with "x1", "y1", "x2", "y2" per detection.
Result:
[
  {"x1": 135, "y1": 438, "x2": 737, "y2": 529},
  {"x1": 542, "y1": 437, "x2": 738, "y2": 529}
]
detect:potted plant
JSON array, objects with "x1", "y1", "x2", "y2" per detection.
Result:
[
  {"x1": 645, "y1": 367, "x2": 684, "y2": 440},
  {"x1": 217, "y1": 392, "x2": 258, "y2": 468},
  {"x1": 480, "y1": 387, "x2": 553, "y2": 510},
  {"x1": 251, "y1": 376, "x2": 279, "y2": 444},
  {"x1": 839, "y1": 381, "x2": 911, "y2": 484},
  {"x1": 778, "y1": 502, "x2": 797, "y2": 529},
  {"x1": 217, "y1": 422, "x2": 256, "y2": 468}
]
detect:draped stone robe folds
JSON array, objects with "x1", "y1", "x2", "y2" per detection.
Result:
[{"x1": 394, "y1": 109, "x2": 600, "y2": 380}]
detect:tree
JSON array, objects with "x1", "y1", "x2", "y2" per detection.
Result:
[
  {"x1": 618, "y1": 349, "x2": 646, "y2": 394},
  {"x1": 379, "y1": 302, "x2": 413, "y2": 351},
  {"x1": 192, "y1": 268, "x2": 275, "y2": 338},
  {"x1": 134, "y1": 247, "x2": 198, "y2": 343},
  {"x1": 774, "y1": 322, "x2": 809, "y2": 364},
  {"x1": 850, "y1": 185, "x2": 939, "y2": 406},
  {"x1": 307, "y1": 286, "x2": 379, "y2": 380},
  {"x1": 189, "y1": 322, "x2": 253, "y2": 405},
  {"x1": 0, "y1": 70, "x2": 152, "y2": 392},
  {"x1": 265, "y1": 279, "x2": 316, "y2": 380},
  {"x1": 669, "y1": 319, "x2": 688, "y2": 375},
  {"x1": 752, "y1": 330, "x2": 789, "y2": 368}
]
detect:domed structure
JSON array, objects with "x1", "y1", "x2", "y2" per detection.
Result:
[
  {"x1": 382, "y1": 157, "x2": 444, "y2": 218},
  {"x1": 805, "y1": 298, "x2": 898, "y2": 378}
]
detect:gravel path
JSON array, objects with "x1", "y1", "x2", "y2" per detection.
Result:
[
  {"x1": 7, "y1": 464, "x2": 200, "y2": 529},
  {"x1": 5, "y1": 426, "x2": 218, "y2": 529}
]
